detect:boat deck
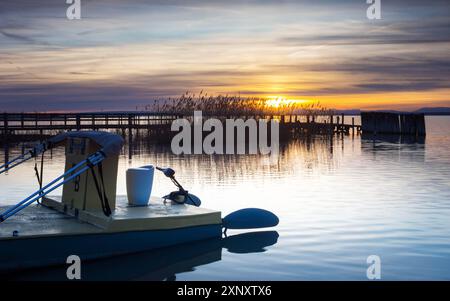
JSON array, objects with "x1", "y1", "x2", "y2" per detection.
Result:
[
  {"x1": 0, "y1": 196, "x2": 222, "y2": 240},
  {"x1": 0, "y1": 202, "x2": 100, "y2": 239}
]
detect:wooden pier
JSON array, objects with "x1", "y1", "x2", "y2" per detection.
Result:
[
  {"x1": 1, "y1": 112, "x2": 361, "y2": 143},
  {"x1": 0, "y1": 112, "x2": 179, "y2": 132},
  {"x1": 0, "y1": 112, "x2": 362, "y2": 161}
]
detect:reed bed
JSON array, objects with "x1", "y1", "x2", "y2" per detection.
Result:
[{"x1": 143, "y1": 92, "x2": 335, "y2": 117}]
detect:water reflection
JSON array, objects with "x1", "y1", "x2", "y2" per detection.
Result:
[
  {"x1": 4, "y1": 231, "x2": 279, "y2": 281},
  {"x1": 361, "y1": 133, "x2": 426, "y2": 163},
  {"x1": 126, "y1": 132, "x2": 341, "y2": 181},
  {"x1": 361, "y1": 133, "x2": 426, "y2": 145},
  {"x1": 1, "y1": 117, "x2": 450, "y2": 280}
]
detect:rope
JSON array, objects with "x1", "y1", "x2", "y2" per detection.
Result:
[
  {"x1": 34, "y1": 151, "x2": 45, "y2": 204},
  {"x1": 88, "y1": 161, "x2": 112, "y2": 217}
]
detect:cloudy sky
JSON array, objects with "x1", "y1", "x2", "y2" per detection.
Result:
[{"x1": 0, "y1": 0, "x2": 449, "y2": 111}]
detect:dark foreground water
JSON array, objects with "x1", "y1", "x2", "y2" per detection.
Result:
[{"x1": 1, "y1": 117, "x2": 450, "y2": 280}]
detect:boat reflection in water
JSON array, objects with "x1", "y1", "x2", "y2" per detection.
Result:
[{"x1": 3, "y1": 231, "x2": 279, "y2": 281}]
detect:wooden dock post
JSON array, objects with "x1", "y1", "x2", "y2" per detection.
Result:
[
  {"x1": 91, "y1": 114, "x2": 95, "y2": 130},
  {"x1": 329, "y1": 115, "x2": 334, "y2": 133},
  {"x1": 416, "y1": 114, "x2": 426, "y2": 136},
  {"x1": 76, "y1": 114, "x2": 81, "y2": 131},
  {"x1": 352, "y1": 117, "x2": 355, "y2": 135},
  {"x1": 3, "y1": 112, "x2": 8, "y2": 141},
  {"x1": 360, "y1": 112, "x2": 373, "y2": 133},
  {"x1": 128, "y1": 114, "x2": 133, "y2": 159},
  {"x1": 361, "y1": 112, "x2": 426, "y2": 136},
  {"x1": 400, "y1": 114, "x2": 414, "y2": 135},
  {"x1": 3, "y1": 114, "x2": 8, "y2": 169}
]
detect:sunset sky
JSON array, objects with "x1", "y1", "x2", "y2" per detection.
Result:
[{"x1": 0, "y1": 0, "x2": 449, "y2": 112}]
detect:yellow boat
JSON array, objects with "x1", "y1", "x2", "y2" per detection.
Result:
[{"x1": 0, "y1": 131, "x2": 278, "y2": 273}]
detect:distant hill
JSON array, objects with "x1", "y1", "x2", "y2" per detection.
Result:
[
  {"x1": 334, "y1": 109, "x2": 361, "y2": 115},
  {"x1": 414, "y1": 107, "x2": 450, "y2": 115},
  {"x1": 335, "y1": 107, "x2": 450, "y2": 115}
]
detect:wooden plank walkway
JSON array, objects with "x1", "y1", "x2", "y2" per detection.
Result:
[
  {"x1": 0, "y1": 112, "x2": 361, "y2": 161},
  {"x1": 1, "y1": 112, "x2": 361, "y2": 148}
]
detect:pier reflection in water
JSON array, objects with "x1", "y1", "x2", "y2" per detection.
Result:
[{"x1": 1, "y1": 117, "x2": 450, "y2": 280}]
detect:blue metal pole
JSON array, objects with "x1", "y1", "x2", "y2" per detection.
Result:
[
  {"x1": 0, "y1": 143, "x2": 46, "y2": 174},
  {"x1": 0, "y1": 152, "x2": 28, "y2": 170},
  {"x1": 1, "y1": 159, "x2": 89, "y2": 217},
  {"x1": 1, "y1": 165, "x2": 92, "y2": 221},
  {"x1": 0, "y1": 153, "x2": 34, "y2": 175},
  {"x1": 0, "y1": 152, "x2": 104, "y2": 219}
]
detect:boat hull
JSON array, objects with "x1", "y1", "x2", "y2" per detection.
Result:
[{"x1": 0, "y1": 224, "x2": 222, "y2": 273}]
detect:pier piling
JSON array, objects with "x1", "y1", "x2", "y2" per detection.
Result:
[{"x1": 361, "y1": 112, "x2": 426, "y2": 136}]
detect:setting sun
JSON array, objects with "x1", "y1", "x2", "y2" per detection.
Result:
[{"x1": 265, "y1": 97, "x2": 311, "y2": 108}]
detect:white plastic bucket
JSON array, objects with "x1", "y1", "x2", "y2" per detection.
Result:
[{"x1": 126, "y1": 165, "x2": 154, "y2": 206}]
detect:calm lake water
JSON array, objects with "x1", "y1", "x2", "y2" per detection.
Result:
[{"x1": 1, "y1": 116, "x2": 450, "y2": 280}]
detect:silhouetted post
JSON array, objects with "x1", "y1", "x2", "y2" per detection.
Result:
[
  {"x1": 3, "y1": 112, "x2": 8, "y2": 144},
  {"x1": 76, "y1": 114, "x2": 81, "y2": 130},
  {"x1": 64, "y1": 114, "x2": 67, "y2": 127},
  {"x1": 352, "y1": 117, "x2": 355, "y2": 135},
  {"x1": 35, "y1": 113, "x2": 38, "y2": 129},
  {"x1": 341, "y1": 113, "x2": 344, "y2": 125},
  {"x1": 336, "y1": 116, "x2": 340, "y2": 132},
  {"x1": 128, "y1": 114, "x2": 133, "y2": 159},
  {"x1": 3, "y1": 148, "x2": 8, "y2": 171},
  {"x1": 416, "y1": 114, "x2": 426, "y2": 136},
  {"x1": 20, "y1": 113, "x2": 24, "y2": 128},
  {"x1": 91, "y1": 114, "x2": 95, "y2": 130}
]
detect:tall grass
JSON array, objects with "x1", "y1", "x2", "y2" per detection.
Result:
[{"x1": 144, "y1": 92, "x2": 335, "y2": 117}]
